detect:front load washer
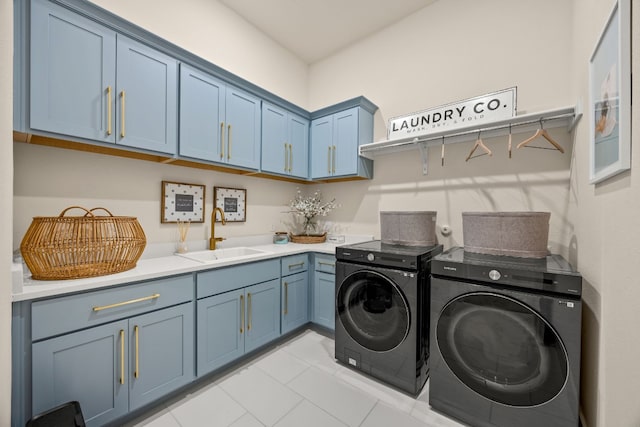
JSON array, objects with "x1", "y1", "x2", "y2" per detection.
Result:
[
  {"x1": 429, "y1": 247, "x2": 582, "y2": 427},
  {"x1": 335, "y1": 240, "x2": 442, "y2": 395}
]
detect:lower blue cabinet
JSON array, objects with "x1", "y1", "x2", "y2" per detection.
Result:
[
  {"x1": 197, "y1": 279, "x2": 280, "y2": 376},
  {"x1": 312, "y1": 254, "x2": 336, "y2": 331},
  {"x1": 32, "y1": 303, "x2": 194, "y2": 426},
  {"x1": 281, "y1": 271, "x2": 309, "y2": 334}
]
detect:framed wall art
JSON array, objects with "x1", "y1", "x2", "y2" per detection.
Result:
[
  {"x1": 589, "y1": 0, "x2": 631, "y2": 184},
  {"x1": 161, "y1": 181, "x2": 205, "y2": 223},
  {"x1": 214, "y1": 187, "x2": 246, "y2": 222}
]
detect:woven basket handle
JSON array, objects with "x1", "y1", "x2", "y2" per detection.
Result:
[{"x1": 58, "y1": 206, "x2": 115, "y2": 217}]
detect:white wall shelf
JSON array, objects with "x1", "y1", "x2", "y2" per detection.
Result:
[{"x1": 359, "y1": 103, "x2": 582, "y2": 174}]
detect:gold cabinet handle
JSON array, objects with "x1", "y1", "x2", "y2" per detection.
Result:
[
  {"x1": 328, "y1": 146, "x2": 331, "y2": 174},
  {"x1": 247, "y1": 292, "x2": 252, "y2": 331},
  {"x1": 92, "y1": 293, "x2": 160, "y2": 312},
  {"x1": 227, "y1": 124, "x2": 232, "y2": 160},
  {"x1": 284, "y1": 142, "x2": 288, "y2": 172},
  {"x1": 107, "y1": 86, "x2": 112, "y2": 136},
  {"x1": 288, "y1": 261, "x2": 305, "y2": 270},
  {"x1": 220, "y1": 122, "x2": 225, "y2": 159},
  {"x1": 119, "y1": 329, "x2": 125, "y2": 385},
  {"x1": 134, "y1": 325, "x2": 139, "y2": 379},
  {"x1": 283, "y1": 282, "x2": 288, "y2": 315},
  {"x1": 332, "y1": 145, "x2": 336, "y2": 173},
  {"x1": 288, "y1": 143, "x2": 293, "y2": 172},
  {"x1": 318, "y1": 261, "x2": 335, "y2": 267},
  {"x1": 120, "y1": 90, "x2": 126, "y2": 138},
  {"x1": 240, "y1": 294, "x2": 244, "y2": 334}
]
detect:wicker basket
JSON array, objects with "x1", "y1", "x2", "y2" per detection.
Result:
[
  {"x1": 21, "y1": 206, "x2": 147, "y2": 280},
  {"x1": 289, "y1": 233, "x2": 327, "y2": 244}
]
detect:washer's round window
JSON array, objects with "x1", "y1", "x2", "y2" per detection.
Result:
[
  {"x1": 337, "y1": 271, "x2": 410, "y2": 352},
  {"x1": 436, "y1": 293, "x2": 568, "y2": 407}
]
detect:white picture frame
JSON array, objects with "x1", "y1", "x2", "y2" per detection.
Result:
[
  {"x1": 214, "y1": 187, "x2": 247, "y2": 222},
  {"x1": 161, "y1": 181, "x2": 205, "y2": 223},
  {"x1": 589, "y1": 0, "x2": 631, "y2": 184}
]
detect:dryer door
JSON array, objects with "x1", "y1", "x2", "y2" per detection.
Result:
[
  {"x1": 336, "y1": 270, "x2": 410, "y2": 352},
  {"x1": 436, "y1": 292, "x2": 568, "y2": 407}
]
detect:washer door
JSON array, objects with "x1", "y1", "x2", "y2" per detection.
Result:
[
  {"x1": 436, "y1": 292, "x2": 568, "y2": 407},
  {"x1": 337, "y1": 270, "x2": 410, "y2": 352}
]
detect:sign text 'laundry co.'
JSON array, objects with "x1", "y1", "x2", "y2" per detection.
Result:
[{"x1": 387, "y1": 88, "x2": 517, "y2": 140}]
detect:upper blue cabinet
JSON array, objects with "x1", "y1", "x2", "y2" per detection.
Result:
[
  {"x1": 29, "y1": 0, "x2": 178, "y2": 155},
  {"x1": 180, "y1": 64, "x2": 261, "y2": 170},
  {"x1": 261, "y1": 102, "x2": 309, "y2": 179},
  {"x1": 310, "y1": 98, "x2": 377, "y2": 180}
]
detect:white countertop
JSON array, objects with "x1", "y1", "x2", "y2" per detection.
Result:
[{"x1": 12, "y1": 234, "x2": 374, "y2": 302}]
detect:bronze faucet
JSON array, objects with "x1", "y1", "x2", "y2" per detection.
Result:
[{"x1": 209, "y1": 207, "x2": 226, "y2": 250}]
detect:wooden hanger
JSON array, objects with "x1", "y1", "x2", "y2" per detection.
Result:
[
  {"x1": 466, "y1": 132, "x2": 492, "y2": 161},
  {"x1": 508, "y1": 124, "x2": 513, "y2": 159},
  {"x1": 517, "y1": 120, "x2": 565, "y2": 153},
  {"x1": 441, "y1": 136, "x2": 445, "y2": 166}
]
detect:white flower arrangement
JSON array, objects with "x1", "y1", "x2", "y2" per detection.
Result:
[{"x1": 288, "y1": 189, "x2": 337, "y2": 235}]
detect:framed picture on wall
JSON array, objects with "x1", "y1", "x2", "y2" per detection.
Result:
[
  {"x1": 214, "y1": 187, "x2": 246, "y2": 222},
  {"x1": 589, "y1": 0, "x2": 631, "y2": 184},
  {"x1": 161, "y1": 181, "x2": 205, "y2": 223}
]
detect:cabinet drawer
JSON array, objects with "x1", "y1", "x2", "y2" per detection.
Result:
[
  {"x1": 197, "y1": 259, "x2": 279, "y2": 299},
  {"x1": 32, "y1": 274, "x2": 193, "y2": 341},
  {"x1": 314, "y1": 254, "x2": 336, "y2": 274},
  {"x1": 281, "y1": 254, "x2": 308, "y2": 276}
]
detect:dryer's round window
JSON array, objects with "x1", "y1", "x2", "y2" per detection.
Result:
[
  {"x1": 436, "y1": 293, "x2": 568, "y2": 407},
  {"x1": 337, "y1": 271, "x2": 410, "y2": 352}
]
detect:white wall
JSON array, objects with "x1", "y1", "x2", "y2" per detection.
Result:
[
  {"x1": 1, "y1": 0, "x2": 12, "y2": 423},
  {"x1": 569, "y1": 0, "x2": 640, "y2": 426}
]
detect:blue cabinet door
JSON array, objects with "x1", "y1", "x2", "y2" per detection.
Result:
[
  {"x1": 116, "y1": 35, "x2": 177, "y2": 154},
  {"x1": 179, "y1": 65, "x2": 225, "y2": 162},
  {"x1": 289, "y1": 114, "x2": 309, "y2": 179},
  {"x1": 32, "y1": 320, "x2": 129, "y2": 426},
  {"x1": 197, "y1": 290, "x2": 244, "y2": 376},
  {"x1": 224, "y1": 86, "x2": 261, "y2": 170},
  {"x1": 129, "y1": 304, "x2": 194, "y2": 411},
  {"x1": 261, "y1": 103, "x2": 309, "y2": 179},
  {"x1": 30, "y1": 0, "x2": 116, "y2": 143},
  {"x1": 245, "y1": 279, "x2": 281, "y2": 353},
  {"x1": 314, "y1": 271, "x2": 336, "y2": 331},
  {"x1": 281, "y1": 272, "x2": 309, "y2": 334},
  {"x1": 310, "y1": 115, "x2": 333, "y2": 179},
  {"x1": 333, "y1": 107, "x2": 359, "y2": 177}
]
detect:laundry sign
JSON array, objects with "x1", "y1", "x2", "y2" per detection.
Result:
[{"x1": 387, "y1": 87, "x2": 517, "y2": 140}]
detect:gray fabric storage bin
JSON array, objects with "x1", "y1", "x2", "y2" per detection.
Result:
[
  {"x1": 462, "y1": 212, "x2": 550, "y2": 258},
  {"x1": 380, "y1": 211, "x2": 437, "y2": 246}
]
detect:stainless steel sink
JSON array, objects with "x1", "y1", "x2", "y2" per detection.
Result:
[{"x1": 175, "y1": 247, "x2": 268, "y2": 263}]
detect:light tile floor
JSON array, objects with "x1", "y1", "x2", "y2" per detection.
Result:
[{"x1": 124, "y1": 330, "x2": 465, "y2": 427}]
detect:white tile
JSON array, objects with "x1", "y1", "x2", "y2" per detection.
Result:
[
  {"x1": 361, "y1": 402, "x2": 431, "y2": 427},
  {"x1": 126, "y1": 407, "x2": 180, "y2": 427},
  {"x1": 169, "y1": 384, "x2": 246, "y2": 427},
  {"x1": 229, "y1": 413, "x2": 266, "y2": 427},
  {"x1": 252, "y1": 347, "x2": 310, "y2": 384},
  {"x1": 274, "y1": 400, "x2": 347, "y2": 427},
  {"x1": 281, "y1": 331, "x2": 339, "y2": 374},
  {"x1": 335, "y1": 365, "x2": 417, "y2": 413},
  {"x1": 219, "y1": 365, "x2": 303, "y2": 426},
  {"x1": 411, "y1": 383, "x2": 465, "y2": 427},
  {"x1": 288, "y1": 367, "x2": 376, "y2": 427}
]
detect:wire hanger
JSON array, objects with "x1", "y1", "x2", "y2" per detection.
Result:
[
  {"x1": 508, "y1": 124, "x2": 513, "y2": 159},
  {"x1": 516, "y1": 119, "x2": 565, "y2": 153},
  {"x1": 466, "y1": 131, "x2": 492, "y2": 162},
  {"x1": 441, "y1": 136, "x2": 445, "y2": 166}
]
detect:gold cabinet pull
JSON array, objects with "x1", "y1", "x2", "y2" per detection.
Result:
[
  {"x1": 240, "y1": 294, "x2": 244, "y2": 334},
  {"x1": 284, "y1": 282, "x2": 288, "y2": 315},
  {"x1": 318, "y1": 261, "x2": 335, "y2": 267},
  {"x1": 332, "y1": 145, "x2": 336, "y2": 173},
  {"x1": 328, "y1": 146, "x2": 331, "y2": 173},
  {"x1": 288, "y1": 143, "x2": 293, "y2": 172},
  {"x1": 227, "y1": 124, "x2": 232, "y2": 160},
  {"x1": 119, "y1": 329, "x2": 125, "y2": 385},
  {"x1": 220, "y1": 122, "x2": 225, "y2": 159},
  {"x1": 134, "y1": 325, "x2": 139, "y2": 378},
  {"x1": 247, "y1": 292, "x2": 252, "y2": 331},
  {"x1": 288, "y1": 261, "x2": 305, "y2": 270},
  {"x1": 92, "y1": 293, "x2": 160, "y2": 312},
  {"x1": 284, "y1": 142, "x2": 288, "y2": 172},
  {"x1": 120, "y1": 90, "x2": 126, "y2": 138},
  {"x1": 107, "y1": 86, "x2": 112, "y2": 136}
]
